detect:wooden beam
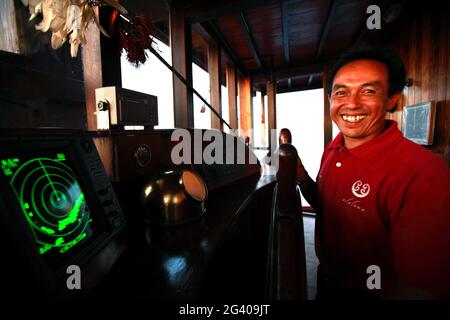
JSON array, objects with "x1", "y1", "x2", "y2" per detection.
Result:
[
  {"x1": 208, "y1": 43, "x2": 222, "y2": 130},
  {"x1": 261, "y1": 91, "x2": 267, "y2": 146},
  {"x1": 186, "y1": 0, "x2": 292, "y2": 24},
  {"x1": 303, "y1": 0, "x2": 341, "y2": 86},
  {"x1": 351, "y1": 2, "x2": 410, "y2": 49},
  {"x1": 282, "y1": 1, "x2": 291, "y2": 87},
  {"x1": 170, "y1": 4, "x2": 194, "y2": 128},
  {"x1": 0, "y1": 0, "x2": 23, "y2": 54},
  {"x1": 226, "y1": 64, "x2": 238, "y2": 129},
  {"x1": 238, "y1": 74, "x2": 253, "y2": 140},
  {"x1": 237, "y1": 12, "x2": 263, "y2": 69},
  {"x1": 201, "y1": 21, "x2": 247, "y2": 73},
  {"x1": 316, "y1": 0, "x2": 342, "y2": 59},
  {"x1": 99, "y1": 7, "x2": 122, "y2": 87},
  {"x1": 277, "y1": 83, "x2": 322, "y2": 94},
  {"x1": 267, "y1": 80, "x2": 277, "y2": 150},
  {"x1": 82, "y1": 6, "x2": 102, "y2": 131},
  {"x1": 253, "y1": 62, "x2": 328, "y2": 83},
  {"x1": 83, "y1": 6, "x2": 113, "y2": 178},
  {"x1": 282, "y1": 1, "x2": 290, "y2": 64}
]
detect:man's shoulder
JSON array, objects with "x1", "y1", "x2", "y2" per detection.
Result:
[
  {"x1": 394, "y1": 137, "x2": 446, "y2": 165},
  {"x1": 388, "y1": 137, "x2": 449, "y2": 179}
]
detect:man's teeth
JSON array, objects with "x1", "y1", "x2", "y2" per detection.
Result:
[{"x1": 342, "y1": 115, "x2": 367, "y2": 122}]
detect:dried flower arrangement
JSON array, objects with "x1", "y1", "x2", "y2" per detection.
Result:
[
  {"x1": 21, "y1": 0, "x2": 155, "y2": 67},
  {"x1": 118, "y1": 15, "x2": 154, "y2": 67},
  {"x1": 21, "y1": 0, "x2": 111, "y2": 57}
]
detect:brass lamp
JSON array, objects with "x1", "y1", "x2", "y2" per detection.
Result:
[{"x1": 140, "y1": 169, "x2": 208, "y2": 225}]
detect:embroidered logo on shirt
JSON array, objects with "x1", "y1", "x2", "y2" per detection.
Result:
[
  {"x1": 351, "y1": 180, "x2": 370, "y2": 198},
  {"x1": 341, "y1": 198, "x2": 366, "y2": 213}
]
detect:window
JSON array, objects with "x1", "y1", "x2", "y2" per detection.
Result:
[
  {"x1": 121, "y1": 38, "x2": 174, "y2": 129},
  {"x1": 221, "y1": 85, "x2": 229, "y2": 133},
  {"x1": 192, "y1": 63, "x2": 211, "y2": 129},
  {"x1": 252, "y1": 91, "x2": 267, "y2": 148},
  {"x1": 276, "y1": 88, "x2": 324, "y2": 208},
  {"x1": 332, "y1": 120, "x2": 339, "y2": 139}
]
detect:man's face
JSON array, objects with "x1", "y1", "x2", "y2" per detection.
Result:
[{"x1": 329, "y1": 59, "x2": 400, "y2": 149}]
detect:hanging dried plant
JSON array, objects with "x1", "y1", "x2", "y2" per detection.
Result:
[
  {"x1": 21, "y1": 0, "x2": 109, "y2": 57},
  {"x1": 21, "y1": 0, "x2": 155, "y2": 66},
  {"x1": 118, "y1": 15, "x2": 155, "y2": 67}
]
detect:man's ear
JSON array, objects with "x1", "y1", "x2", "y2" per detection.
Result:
[{"x1": 387, "y1": 93, "x2": 401, "y2": 113}]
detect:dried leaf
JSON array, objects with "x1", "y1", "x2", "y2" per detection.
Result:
[
  {"x1": 21, "y1": 0, "x2": 124, "y2": 58},
  {"x1": 119, "y1": 15, "x2": 154, "y2": 66},
  {"x1": 51, "y1": 30, "x2": 67, "y2": 49}
]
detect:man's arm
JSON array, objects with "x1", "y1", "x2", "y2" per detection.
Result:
[{"x1": 296, "y1": 157, "x2": 319, "y2": 210}]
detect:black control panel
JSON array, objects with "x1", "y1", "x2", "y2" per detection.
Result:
[{"x1": 0, "y1": 129, "x2": 126, "y2": 297}]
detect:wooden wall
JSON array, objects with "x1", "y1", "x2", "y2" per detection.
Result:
[
  {"x1": 0, "y1": 0, "x2": 22, "y2": 54},
  {"x1": 0, "y1": 1, "x2": 86, "y2": 130},
  {"x1": 388, "y1": 6, "x2": 450, "y2": 163}
]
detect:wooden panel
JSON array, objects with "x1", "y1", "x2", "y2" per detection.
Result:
[
  {"x1": 266, "y1": 80, "x2": 277, "y2": 149},
  {"x1": 389, "y1": 7, "x2": 450, "y2": 161},
  {"x1": 261, "y1": 91, "x2": 267, "y2": 146},
  {"x1": 0, "y1": 56, "x2": 85, "y2": 129},
  {"x1": 99, "y1": 7, "x2": 122, "y2": 88},
  {"x1": 246, "y1": 3, "x2": 283, "y2": 59},
  {"x1": 239, "y1": 74, "x2": 252, "y2": 140},
  {"x1": 216, "y1": 16, "x2": 253, "y2": 60},
  {"x1": 170, "y1": 5, "x2": 194, "y2": 128},
  {"x1": 0, "y1": 0, "x2": 85, "y2": 129},
  {"x1": 82, "y1": 6, "x2": 102, "y2": 131},
  {"x1": 191, "y1": 28, "x2": 209, "y2": 71},
  {"x1": 121, "y1": 0, "x2": 168, "y2": 23},
  {"x1": 208, "y1": 44, "x2": 222, "y2": 130},
  {"x1": 0, "y1": 0, "x2": 21, "y2": 54},
  {"x1": 226, "y1": 64, "x2": 238, "y2": 128}
]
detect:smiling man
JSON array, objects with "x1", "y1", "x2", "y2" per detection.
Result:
[{"x1": 296, "y1": 47, "x2": 450, "y2": 299}]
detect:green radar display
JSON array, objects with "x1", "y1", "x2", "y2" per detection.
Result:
[{"x1": 0, "y1": 152, "x2": 95, "y2": 263}]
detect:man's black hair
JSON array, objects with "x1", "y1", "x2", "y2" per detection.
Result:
[{"x1": 326, "y1": 46, "x2": 407, "y2": 97}]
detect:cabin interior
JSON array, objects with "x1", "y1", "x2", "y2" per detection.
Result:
[{"x1": 0, "y1": 0, "x2": 448, "y2": 301}]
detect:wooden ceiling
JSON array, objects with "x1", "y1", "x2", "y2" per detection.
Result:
[{"x1": 124, "y1": 0, "x2": 419, "y2": 93}]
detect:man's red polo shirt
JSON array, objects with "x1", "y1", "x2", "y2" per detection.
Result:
[{"x1": 316, "y1": 120, "x2": 450, "y2": 297}]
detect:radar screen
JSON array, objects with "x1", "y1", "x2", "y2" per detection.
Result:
[{"x1": 0, "y1": 151, "x2": 97, "y2": 268}]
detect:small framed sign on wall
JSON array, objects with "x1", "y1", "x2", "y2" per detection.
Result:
[{"x1": 402, "y1": 101, "x2": 436, "y2": 145}]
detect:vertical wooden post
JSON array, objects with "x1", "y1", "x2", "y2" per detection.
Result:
[
  {"x1": 99, "y1": 7, "x2": 122, "y2": 88},
  {"x1": 82, "y1": 6, "x2": 102, "y2": 131},
  {"x1": 238, "y1": 74, "x2": 252, "y2": 142},
  {"x1": 261, "y1": 90, "x2": 266, "y2": 146},
  {"x1": 323, "y1": 67, "x2": 332, "y2": 148},
  {"x1": 0, "y1": 0, "x2": 23, "y2": 54},
  {"x1": 226, "y1": 64, "x2": 238, "y2": 129},
  {"x1": 82, "y1": 6, "x2": 115, "y2": 178},
  {"x1": 267, "y1": 80, "x2": 277, "y2": 150},
  {"x1": 170, "y1": 4, "x2": 194, "y2": 128},
  {"x1": 208, "y1": 44, "x2": 222, "y2": 130}
]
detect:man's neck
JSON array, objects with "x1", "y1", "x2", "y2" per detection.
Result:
[{"x1": 343, "y1": 123, "x2": 388, "y2": 149}]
